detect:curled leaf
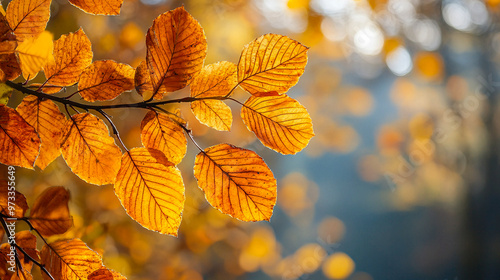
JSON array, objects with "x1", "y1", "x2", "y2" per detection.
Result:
[
  {"x1": 30, "y1": 186, "x2": 73, "y2": 236},
  {"x1": 238, "y1": 34, "x2": 309, "y2": 95},
  {"x1": 69, "y1": 0, "x2": 123, "y2": 15},
  {"x1": 78, "y1": 60, "x2": 135, "y2": 102},
  {"x1": 0, "y1": 181, "x2": 28, "y2": 218},
  {"x1": 241, "y1": 94, "x2": 314, "y2": 154},
  {"x1": 6, "y1": 0, "x2": 51, "y2": 40},
  {"x1": 61, "y1": 113, "x2": 122, "y2": 186},
  {"x1": 0, "y1": 104, "x2": 40, "y2": 169},
  {"x1": 134, "y1": 60, "x2": 153, "y2": 100},
  {"x1": 114, "y1": 147, "x2": 185, "y2": 236},
  {"x1": 194, "y1": 144, "x2": 277, "y2": 221}
]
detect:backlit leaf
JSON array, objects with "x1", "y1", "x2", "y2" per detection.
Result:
[
  {"x1": 0, "y1": 104, "x2": 40, "y2": 169},
  {"x1": 68, "y1": 0, "x2": 123, "y2": 15},
  {"x1": 140, "y1": 111, "x2": 187, "y2": 165},
  {"x1": 44, "y1": 28, "x2": 93, "y2": 87},
  {"x1": 88, "y1": 268, "x2": 127, "y2": 280},
  {"x1": 30, "y1": 186, "x2": 73, "y2": 236},
  {"x1": 190, "y1": 61, "x2": 237, "y2": 131},
  {"x1": 0, "y1": 181, "x2": 28, "y2": 218},
  {"x1": 241, "y1": 94, "x2": 314, "y2": 154},
  {"x1": 61, "y1": 113, "x2": 122, "y2": 186},
  {"x1": 6, "y1": 0, "x2": 51, "y2": 40},
  {"x1": 16, "y1": 30, "x2": 54, "y2": 80},
  {"x1": 238, "y1": 34, "x2": 309, "y2": 95},
  {"x1": 193, "y1": 144, "x2": 277, "y2": 221},
  {"x1": 78, "y1": 60, "x2": 135, "y2": 102},
  {"x1": 40, "y1": 239, "x2": 103, "y2": 280},
  {"x1": 0, "y1": 13, "x2": 20, "y2": 81},
  {"x1": 0, "y1": 231, "x2": 37, "y2": 279},
  {"x1": 114, "y1": 147, "x2": 185, "y2": 236},
  {"x1": 146, "y1": 6, "x2": 207, "y2": 99},
  {"x1": 134, "y1": 60, "x2": 153, "y2": 100},
  {"x1": 27, "y1": 83, "x2": 63, "y2": 94},
  {"x1": 16, "y1": 95, "x2": 66, "y2": 170}
]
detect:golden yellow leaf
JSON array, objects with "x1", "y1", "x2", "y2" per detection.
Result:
[
  {"x1": 190, "y1": 61, "x2": 237, "y2": 131},
  {"x1": 29, "y1": 186, "x2": 73, "y2": 236},
  {"x1": 146, "y1": 6, "x2": 207, "y2": 99},
  {"x1": 114, "y1": 147, "x2": 185, "y2": 236},
  {"x1": 0, "y1": 83, "x2": 13, "y2": 105},
  {"x1": 40, "y1": 239, "x2": 103, "y2": 280},
  {"x1": 6, "y1": 0, "x2": 51, "y2": 40},
  {"x1": 0, "y1": 181, "x2": 28, "y2": 218},
  {"x1": 88, "y1": 267, "x2": 127, "y2": 280},
  {"x1": 241, "y1": 94, "x2": 314, "y2": 154},
  {"x1": 140, "y1": 111, "x2": 187, "y2": 165},
  {"x1": 0, "y1": 104, "x2": 40, "y2": 169},
  {"x1": 16, "y1": 31, "x2": 54, "y2": 80},
  {"x1": 16, "y1": 95, "x2": 66, "y2": 170},
  {"x1": 78, "y1": 60, "x2": 135, "y2": 102},
  {"x1": 238, "y1": 34, "x2": 309, "y2": 95},
  {"x1": 61, "y1": 113, "x2": 122, "y2": 186},
  {"x1": 44, "y1": 28, "x2": 93, "y2": 87},
  {"x1": 134, "y1": 60, "x2": 153, "y2": 100},
  {"x1": 193, "y1": 144, "x2": 277, "y2": 221},
  {"x1": 68, "y1": 0, "x2": 123, "y2": 15}
]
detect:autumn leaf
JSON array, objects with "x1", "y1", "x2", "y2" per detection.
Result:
[
  {"x1": 146, "y1": 6, "x2": 207, "y2": 99},
  {"x1": 16, "y1": 30, "x2": 54, "y2": 80},
  {"x1": 40, "y1": 239, "x2": 103, "y2": 280},
  {"x1": 6, "y1": 0, "x2": 51, "y2": 41},
  {"x1": 88, "y1": 267, "x2": 126, "y2": 280},
  {"x1": 0, "y1": 181, "x2": 28, "y2": 218},
  {"x1": 140, "y1": 111, "x2": 187, "y2": 165},
  {"x1": 61, "y1": 113, "x2": 122, "y2": 186},
  {"x1": 0, "y1": 231, "x2": 38, "y2": 280},
  {"x1": 193, "y1": 144, "x2": 277, "y2": 221},
  {"x1": 29, "y1": 186, "x2": 73, "y2": 236},
  {"x1": 16, "y1": 95, "x2": 66, "y2": 170},
  {"x1": 68, "y1": 0, "x2": 123, "y2": 16},
  {"x1": 190, "y1": 61, "x2": 237, "y2": 131},
  {"x1": 27, "y1": 83, "x2": 63, "y2": 94},
  {"x1": 44, "y1": 28, "x2": 93, "y2": 87},
  {"x1": 238, "y1": 34, "x2": 309, "y2": 95},
  {"x1": 114, "y1": 147, "x2": 185, "y2": 236},
  {"x1": 134, "y1": 60, "x2": 153, "y2": 100},
  {"x1": 78, "y1": 60, "x2": 135, "y2": 102},
  {"x1": 0, "y1": 13, "x2": 20, "y2": 81},
  {"x1": 241, "y1": 94, "x2": 314, "y2": 154},
  {"x1": 0, "y1": 104, "x2": 40, "y2": 169}
]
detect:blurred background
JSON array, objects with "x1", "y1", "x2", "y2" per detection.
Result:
[{"x1": 4, "y1": 0, "x2": 500, "y2": 279}]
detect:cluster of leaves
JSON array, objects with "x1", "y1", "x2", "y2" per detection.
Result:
[{"x1": 0, "y1": 0, "x2": 312, "y2": 238}]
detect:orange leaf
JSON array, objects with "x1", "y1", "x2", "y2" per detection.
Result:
[
  {"x1": 0, "y1": 13, "x2": 20, "y2": 81},
  {"x1": 29, "y1": 186, "x2": 73, "y2": 236},
  {"x1": 68, "y1": 0, "x2": 123, "y2": 15},
  {"x1": 140, "y1": 111, "x2": 187, "y2": 165},
  {"x1": 238, "y1": 34, "x2": 309, "y2": 95},
  {"x1": 0, "y1": 104, "x2": 40, "y2": 169},
  {"x1": 0, "y1": 231, "x2": 38, "y2": 279},
  {"x1": 134, "y1": 60, "x2": 153, "y2": 100},
  {"x1": 146, "y1": 6, "x2": 207, "y2": 99},
  {"x1": 190, "y1": 61, "x2": 237, "y2": 131},
  {"x1": 78, "y1": 60, "x2": 135, "y2": 102},
  {"x1": 0, "y1": 181, "x2": 28, "y2": 218},
  {"x1": 193, "y1": 144, "x2": 277, "y2": 221},
  {"x1": 27, "y1": 83, "x2": 63, "y2": 94},
  {"x1": 61, "y1": 113, "x2": 122, "y2": 186},
  {"x1": 241, "y1": 94, "x2": 314, "y2": 154},
  {"x1": 16, "y1": 30, "x2": 54, "y2": 80},
  {"x1": 114, "y1": 147, "x2": 185, "y2": 236},
  {"x1": 43, "y1": 28, "x2": 93, "y2": 87},
  {"x1": 88, "y1": 267, "x2": 126, "y2": 280},
  {"x1": 40, "y1": 239, "x2": 103, "y2": 280},
  {"x1": 6, "y1": 0, "x2": 51, "y2": 41},
  {"x1": 16, "y1": 95, "x2": 66, "y2": 170}
]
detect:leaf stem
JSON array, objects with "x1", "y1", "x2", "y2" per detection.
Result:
[{"x1": 96, "y1": 109, "x2": 129, "y2": 152}]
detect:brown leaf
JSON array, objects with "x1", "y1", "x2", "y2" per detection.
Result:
[
  {"x1": 6, "y1": 0, "x2": 51, "y2": 41},
  {"x1": 0, "y1": 181, "x2": 28, "y2": 218},
  {"x1": 190, "y1": 61, "x2": 237, "y2": 131},
  {"x1": 68, "y1": 0, "x2": 123, "y2": 15},
  {"x1": 29, "y1": 186, "x2": 73, "y2": 236},
  {"x1": 193, "y1": 144, "x2": 277, "y2": 221},
  {"x1": 0, "y1": 104, "x2": 40, "y2": 169},
  {"x1": 78, "y1": 60, "x2": 135, "y2": 102},
  {"x1": 88, "y1": 267, "x2": 127, "y2": 280},
  {"x1": 241, "y1": 94, "x2": 314, "y2": 154},
  {"x1": 114, "y1": 147, "x2": 185, "y2": 236},
  {"x1": 238, "y1": 34, "x2": 309, "y2": 95},
  {"x1": 43, "y1": 28, "x2": 93, "y2": 87},
  {"x1": 140, "y1": 111, "x2": 187, "y2": 165},
  {"x1": 40, "y1": 239, "x2": 103, "y2": 280},
  {"x1": 134, "y1": 60, "x2": 153, "y2": 100},
  {"x1": 16, "y1": 95, "x2": 66, "y2": 170},
  {"x1": 61, "y1": 113, "x2": 122, "y2": 186},
  {"x1": 0, "y1": 13, "x2": 20, "y2": 81},
  {"x1": 146, "y1": 6, "x2": 207, "y2": 99},
  {"x1": 0, "y1": 231, "x2": 37, "y2": 280}
]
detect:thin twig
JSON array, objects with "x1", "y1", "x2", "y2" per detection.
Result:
[{"x1": 96, "y1": 109, "x2": 129, "y2": 152}]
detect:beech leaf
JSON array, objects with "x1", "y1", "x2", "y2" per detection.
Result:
[{"x1": 29, "y1": 186, "x2": 73, "y2": 236}]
